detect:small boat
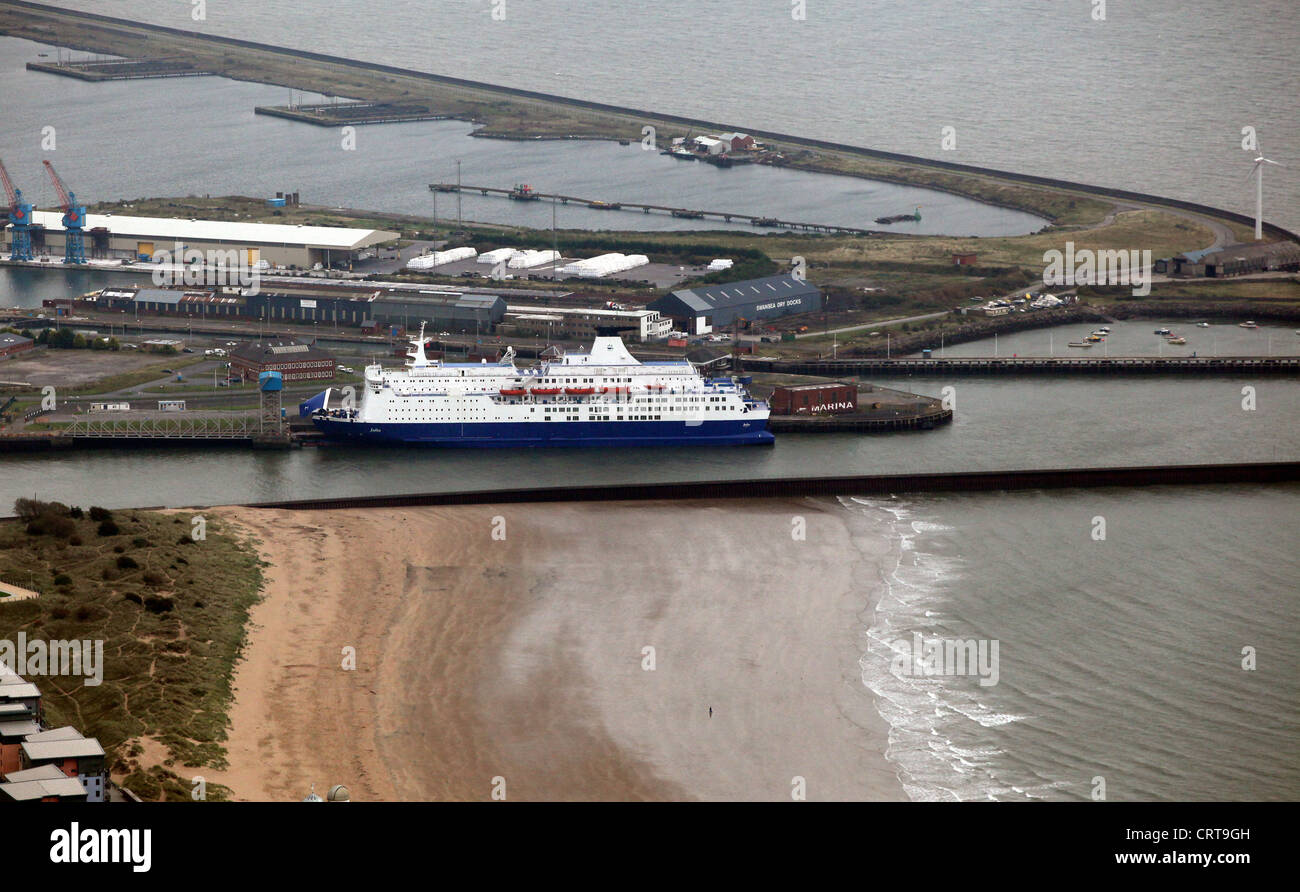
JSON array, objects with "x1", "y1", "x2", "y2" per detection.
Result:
[
  {"x1": 498, "y1": 388, "x2": 526, "y2": 396},
  {"x1": 530, "y1": 387, "x2": 562, "y2": 395},
  {"x1": 1166, "y1": 336, "x2": 1187, "y2": 345},
  {"x1": 1097, "y1": 326, "x2": 1111, "y2": 333},
  {"x1": 1085, "y1": 334, "x2": 1104, "y2": 342},
  {"x1": 1154, "y1": 328, "x2": 1171, "y2": 335},
  {"x1": 1067, "y1": 341, "x2": 1093, "y2": 348},
  {"x1": 1239, "y1": 321, "x2": 1258, "y2": 329},
  {"x1": 564, "y1": 387, "x2": 595, "y2": 395},
  {"x1": 1196, "y1": 322, "x2": 1210, "y2": 328}
]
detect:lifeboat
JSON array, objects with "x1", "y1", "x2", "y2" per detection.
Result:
[
  {"x1": 645, "y1": 383, "x2": 666, "y2": 391},
  {"x1": 565, "y1": 387, "x2": 595, "y2": 395},
  {"x1": 530, "y1": 387, "x2": 562, "y2": 395},
  {"x1": 601, "y1": 386, "x2": 629, "y2": 394},
  {"x1": 499, "y1": 388, "x2": 527, "y2": 396}
]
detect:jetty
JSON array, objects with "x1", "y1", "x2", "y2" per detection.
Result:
[{"x1": 428, "y1": 183, "x2": 882, "y2": 235}]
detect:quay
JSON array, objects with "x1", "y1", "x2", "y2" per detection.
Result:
[
  {"x1": 429, "y1": 182, "x2": 881, "y2": 235},
  {"x1": 743, "y1": 355, "x2": 1300, "y2": 376},
  {"x1": 256, "y1": 101, "x2": 451, "y2": 126},
  {"x1": 26, "y1": 57, "x2": 211, "y2": 80}
]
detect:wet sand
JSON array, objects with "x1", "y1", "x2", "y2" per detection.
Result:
[{"x1": 205, "y1": 498, "x2": 903, "y2": 801}]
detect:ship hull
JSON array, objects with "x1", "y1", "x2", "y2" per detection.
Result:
[{"x1": 311, "y1": 416, "x2": 773, "y2": 447}]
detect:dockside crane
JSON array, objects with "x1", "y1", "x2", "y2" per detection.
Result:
[
  {"x1": 42, "y1": 159, "x2": 87, "y2": 264},
  {"x1": 0, "y1": 158, "x2": 34, "y2": 262}
]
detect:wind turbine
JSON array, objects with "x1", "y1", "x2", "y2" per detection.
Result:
[{"x1": 1249, "y1": 149, "x2": 1281, "y2": 240}]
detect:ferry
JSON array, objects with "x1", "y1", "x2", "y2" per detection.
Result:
[{"x1": 303, "y1": 327, "x2": 773, "y2": 447}]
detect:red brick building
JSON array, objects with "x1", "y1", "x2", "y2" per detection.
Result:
[
  {"x1": 230, "y1": 339, "x2": 335, "y2": 382},
  {"x1": 770, "y1": 382, "x2": 858, "y2": 415},
  {"x1": 0, "y1": 333, "x2": 34, "y2": 359}
]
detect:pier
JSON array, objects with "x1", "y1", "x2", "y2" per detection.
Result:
[
  {"x1": 26, "y1": 57, "x2": 212, "y2": 80},
  {"x1": 239, "y1": 461, "x2": 1300, "y2": 511},
  {"x1": 429, "y1": 183, "x2": 882, "y2": 235},
  {"x1": 743, "y1": 355, "x2": 1300, "y2": 377},
  {"x1": 256, "y1": 101, "x2": 451, "y2": 126}
]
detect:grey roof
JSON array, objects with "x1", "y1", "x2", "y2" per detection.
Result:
[
  {"x1": 0, "y1": 333, "x2": 33, "y2": 348},
  {"x1": 231, "y1": 339, "x2": 334, "y2": 363},
  {"x1": 133, "y1": 288, "x2": 186, "y2": 305},
  {"x1": 0, "y1": 719, "x2": 40, "y2": 739},
  {"x1": 0, "y1": 776, "x2": 88, "y2": 800},
  {"x1": 656, "y1": 274, "x2": 820, "y2": 314},
  {"x1": 23, "y1": 726, "x2": 83, "y2": 743},
  {"x1": 2, "y1": 763, "x2": 67, "y2": 783},
  {"x1": 22, "y1": 736, "x2": 106, "y2": 762},
  {"x1": 0, "y1": 682, "x2": 40, "y2": 700}
]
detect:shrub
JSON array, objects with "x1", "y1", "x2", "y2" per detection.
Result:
[
  {"x1": 97, "y1": 520, "x2": 120, "y2": 536},
  {"x1": 143, "y1": 596, "x2": 173, "y2": 614},
  {"x1": 116, "y1": 555, "x2": 139, "y2": 570},
  {"x1": 141, "y1": 571, "x2": 166, "y2": 586},
  {"x1": 89, "y1": 506, "x2": 113, "y2": 522},
  {"x1": 54, "y1": 574, "x2": 72, "y2": 586},
  {"x1": 132, "y1": 537, "x2": 150, "y2": 548}
]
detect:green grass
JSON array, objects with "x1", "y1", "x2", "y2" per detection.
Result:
[{"x1": 0, "y1": 508, "x2": 265, "y2": 801}]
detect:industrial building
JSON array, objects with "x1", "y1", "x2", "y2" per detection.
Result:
[
  {"x1": 648, "y1": 274, "x2": 823, "y2": 334},
  {"x1": 229, "y1": 339, "x2": 336, "y2": 382},
  {"x1": 16, "y1": 211, "x2": 398, "y2": 269},
  {"x1": 770, "y1": 383, "x2": 858, "y2": 416},
  {"x1": 94, "y1": 283, "x2": 507, "y2": 332},
  {"x1": 0, "y1": 332, "x2": 34, "y2": 359},
  {"x1": 499, "y1": 306, "x2": 672, "y2": 342}
]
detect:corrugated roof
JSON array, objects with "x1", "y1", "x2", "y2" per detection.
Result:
[
  {"x1": 657, "y1": 274, "x2": 820, "y2": 314},
  {"x1": 31, "y1": 211, "x2": 397, "y2": 251}
]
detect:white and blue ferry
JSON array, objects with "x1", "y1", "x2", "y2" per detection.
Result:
[{"x1": 303, "y1": 327, "x2": 772, "y2": 447}]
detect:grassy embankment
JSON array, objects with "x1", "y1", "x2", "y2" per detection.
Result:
[{"x1": 0, "y1": 502, "x2": 264, "y2": 801}]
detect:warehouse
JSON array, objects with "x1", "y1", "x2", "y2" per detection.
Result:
[
  {"x1": 230, "y1": 339, "x2": 335, "y2": 382},
  {"x1": 499, "y1": 306, "x2": 672, "y2": 342},
  {"x1": 22, "y1": 211, "x2": 398, "y2": 270},
  {"x1": 0, "y1": 333, "x2": 34, "y2": 359},
  {"x1": 367, "y1": 292, "x2": 506, "y2": 333},
  {"x1": 648, "y1": 274, "x2": 823, "y2": 334}
]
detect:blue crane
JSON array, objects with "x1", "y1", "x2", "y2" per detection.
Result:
[
  {"x1": 0, "y1": 158, "x2": 34, "y2": 262},
  {"x1": 43, "y1": 159, "x2": 86, "y2": 264}
]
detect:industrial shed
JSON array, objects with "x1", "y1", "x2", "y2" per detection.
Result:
[
  {"x1": 24, "y1": 211, "x2": 398, "y2": 269},
  {"x1": 648, "y1": 274, "x2": 823, "y2": 333},
  {"x1": 367, "y1": 292, "x2": 506, "y2": 333},
  {"x1": 230, "y1": 339, "x2": 336, "y2": 382}
]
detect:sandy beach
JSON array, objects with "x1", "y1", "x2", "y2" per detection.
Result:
[{"x1": 197, "y1": 498, "x2": 904, "y2": 801}]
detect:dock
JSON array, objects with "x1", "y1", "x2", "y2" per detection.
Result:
[
  {"x1": 26, "y1": 58, "x2": 212, "y2": 81},
  {"x1": 256, "y1": 101, "x2": 451, "y2": 126},
  {"x1": 428, "y1": 183, "x2": 882, "y2": 235},
  {"x1": 743, "y1": 355, "x2": 1300, "y2": 376}
]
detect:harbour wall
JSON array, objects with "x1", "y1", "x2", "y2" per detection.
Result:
[{"x1": 241, "y1": 462, "x2": 1300, "y2": 511}]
